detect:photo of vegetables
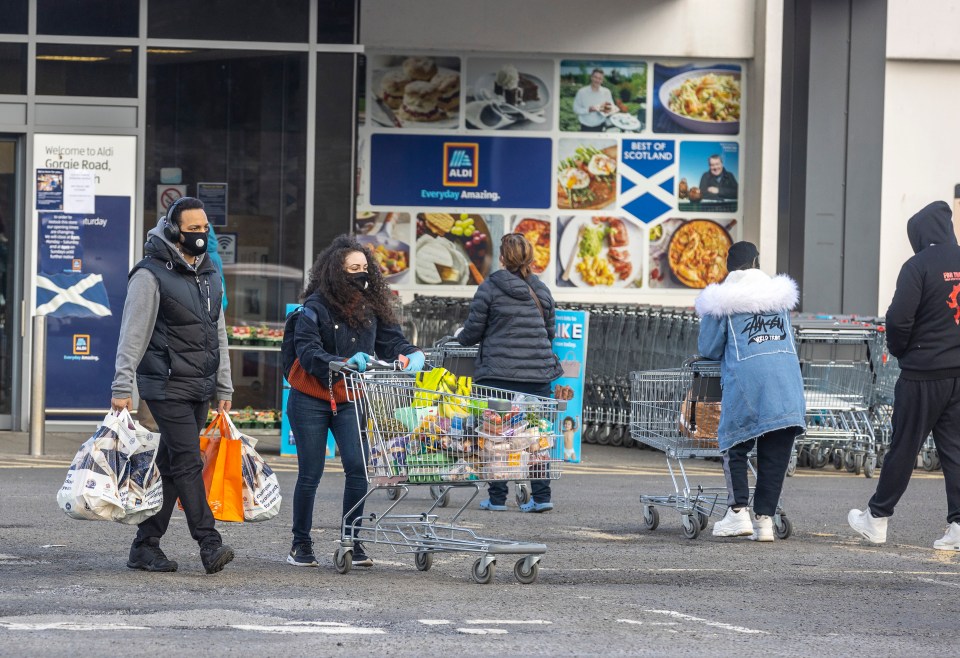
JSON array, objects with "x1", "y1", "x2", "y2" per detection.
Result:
[
  {"x1": 556, "y1": 215, "x2": 642, "y2": 288},
  {"x1": 652, "y1": 63, "x2": 742, "y2": 134},
  {"x1": 556, "y1": 139, "x2": 618, "y2": 210}
]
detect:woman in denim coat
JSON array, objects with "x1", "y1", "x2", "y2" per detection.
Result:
[{"x1": 695, "y1": 242, "x2": 805, "y2": 541}]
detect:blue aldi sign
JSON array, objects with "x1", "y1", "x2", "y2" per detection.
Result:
[{"x1": 370, "y1": 134, "x2": 552, "y2": 209}]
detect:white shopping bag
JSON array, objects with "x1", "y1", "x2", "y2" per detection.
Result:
[
  {"x1": 221, "y1": 415, "x2": 282, "y2": 522},
  {"x1": 115, "y1": 421, "x2": 163, "y2": 525},
  {"x1": 57, "y1": 410, "x2": 163, "y2": 524}
]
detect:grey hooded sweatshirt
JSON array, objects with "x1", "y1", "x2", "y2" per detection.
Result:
[{"x1": 111, "y1": 218, "x2": 232, "y2": 401}]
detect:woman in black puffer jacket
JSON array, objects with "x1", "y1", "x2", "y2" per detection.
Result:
[{"x1": 457, "y1": 233, "x2": 563, "y2": 512}]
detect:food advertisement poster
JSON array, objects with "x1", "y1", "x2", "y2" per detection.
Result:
[
  {"x1": 357, "y1": 52, "x2": 744, "y2": 298},
  {"x1": 465, "y1": 57, "x2": 554, "y2": 131},
  {"x1": 552, "y1": 309, "x2": 589, "y2": 463},
  {"x1": 559, "y1": 60, "x2": 647, "y2": 133},
  {"x1": 32, "y1": 134, "x2": 137, "y2": 415}
]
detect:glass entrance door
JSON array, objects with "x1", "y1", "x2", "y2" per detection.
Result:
[{"x1": 0, "y1": 136, "x2": 20, "y2": 428}]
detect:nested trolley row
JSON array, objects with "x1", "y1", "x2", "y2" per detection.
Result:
[{"x1": 332, "y1": 362, "x2": 565, "y2": 584}]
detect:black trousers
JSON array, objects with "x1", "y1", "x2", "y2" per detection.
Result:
[
  {"x1": 135, "y1": 398, "x2": 221, "y2": 548},
  {"x1": 722, "y1": 427, "x2": 797, "y2": 517},
  {"x1": 870, "y1": 377, "x2": 960, "y2": 523},
  {"x1": 479, "y1": 378, "x2": 553, "y2": 505}
]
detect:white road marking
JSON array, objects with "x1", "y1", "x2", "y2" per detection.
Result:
[
  {"x1": 418, "y1": 619, "x2": 450, "y2": 625},
  {"x1": 465, "y1": 620, "x2": 552, "y2": 625},
  {"x1": 616, "y1": 619, "x2": 679, "y2": 626},
  {"x1": 231, "y1": 624, "x2": 384, "y2": 634},
  {"x1": 918, "y1": 577, "x2": 960, "y2": 589},
  {"x1": 641, "y1": 610, "x2": 767, "y2": 635},
  {"x1": 0, "y1": 555, "x2": 21, "y2": 560},
  {"x1": 0, "y1": 622, "x2": 148, "y2": 631},
  {"x1": 456, "y1": 628, "x2": 508, "y2": 635}
]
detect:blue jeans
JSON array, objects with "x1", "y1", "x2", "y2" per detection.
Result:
[
  {"x1": 478, "y1": 378, "x2": 553, "y2": 505},
  {"x1": 288, "y1": 389, "x2": 369, "y2": 546}
]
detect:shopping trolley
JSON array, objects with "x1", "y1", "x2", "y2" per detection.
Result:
[
  {"x1": 795, "y1": 324, "x2": 878, "y2": 477},
  {"x1": 629, "y1": 359, "x2": 792, "y2": 540},
  {"x1": 331, "y1": 360, "x2": 565, "y2": 584}
]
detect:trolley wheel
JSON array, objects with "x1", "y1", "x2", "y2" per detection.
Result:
[
  {"x1": 597, "y1": 424, "x2": 612, "y2": 445},
  {"x1": 430, "y1": 485, "x2": 450, "y2": 508},
  {"x1": 852, "y1": 454, "x2": 863, "y2": 476},
  {"x1": 863, "y1": 454, "x2": 877, "y2": 479},
  {"x1": 386, "y1": 487, "x2": 399, "y2": 501},
  {"x1": 797, "y1": 447, "x2": 810, "y2": 468},
  {"x1": 845, "y1": 452, "x2": 858, "y2": 473},
  {"x1": 515, "y1": 483, "x2": 531, "y2": 507},
  {"x1": 415, "y1": 551, "x2": 433, "y2": 572},
  {"x1": 833, "y1": 450, "x2": 844, "y2": 470},
  {"x1": 334, "y1": 548, "x2": 352, "y2": 574},
  {"x1": 514, "y1": 558, "x2": 539, "y2": 585},
  {"x1": 698, "y1": 511, "x2": 709, "y2": 531},
  {"x1": 681, "y1": 514, "x2": 701, "y2": 540},
  {"x1": 933, "y1": 453, "x2": 942, "y2": 470},
  {"x1": 582, "y1": 423, "x2": 596, "y2": 444},
  {"x1": 610, "y1": 426, "x2": 625, "y2": 447},
  {"x1": 813, "y1": 447, "x2": 829, "y2": 469},
  {"x1": 774, "y1": 514, "x2": 793, "y2": 540},
  {"x1": 642, "y1": 505, "x2": 660, "y2": 531},
  {"x1": 786, "y1": 453, "x2": 798, "y2": 478},
  {"x1": 922, "y1": 450, "x2": 938, "y2": 471},
  {"x1": 472, "y1": 558, "x2": 495, "y2": 585}
]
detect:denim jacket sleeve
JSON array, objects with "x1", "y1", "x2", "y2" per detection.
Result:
[{"x1": 698, "y1": 314, "x2": 727, "y2": 361}]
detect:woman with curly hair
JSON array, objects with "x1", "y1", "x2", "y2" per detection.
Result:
[{"x1": 285, "y1": 235, "x2": 424, "y2": 568}]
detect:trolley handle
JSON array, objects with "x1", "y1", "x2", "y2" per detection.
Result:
[
  {"x1": 683, "y1": 354, "x2": 719, "y2": 368},
  {"x1": 329, "y1": 355, "x2": 410, "y2": 374}
]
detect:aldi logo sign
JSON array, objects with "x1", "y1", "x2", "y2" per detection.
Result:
[
  {"x1": 73, "y1": 334, "x2": 90, "y2": 355},
  {"x1": 443, "y1": 143, "x2": 479, "y2": 186}
]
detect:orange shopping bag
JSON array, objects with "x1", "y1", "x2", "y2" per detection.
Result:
[{"x1": 197, "y1": 414, "x2": 245, "y2": 523}]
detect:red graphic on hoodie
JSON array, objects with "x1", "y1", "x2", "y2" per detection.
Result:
[{"x1": 948, "y1": 283, "x2": 960, "y2": 324}]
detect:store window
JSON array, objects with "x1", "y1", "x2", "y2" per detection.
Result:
[
  {"x1": 146, "y1": 50, "x2": 308, "y2": 411},
  {"x1": 314, "y1": 52, "x2": 357, "y2": 254},
  {"x1": 36, "y1": 44, "x2": 137, "y2": 97},
  {"x1": 0, "y1": 0, "x2": 28, "y2": 34},
  {"x1": 148, "y1": 0, "x2": 309, "y2": 43},
  {"x1": 0, "y1": 44, "x2": 26, "y2": 94},
  {"x1": 37, "y1": 0, "x2": 138, "y2": 37},
  {"x1": 317, "y1": 0, "x2": 357, "y2": 44}
]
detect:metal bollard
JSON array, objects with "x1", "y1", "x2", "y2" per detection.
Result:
[{"x1": 29, "y1": 315, "x2": 47, "y2": 456}]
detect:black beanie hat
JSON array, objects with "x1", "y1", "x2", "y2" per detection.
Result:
[{"x1": 726, "y1": 241, "x2": 759, "y2": 271}]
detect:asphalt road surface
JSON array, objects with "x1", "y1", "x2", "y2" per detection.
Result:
[{"x1": 1, "y1": 443, "x2": 958, "y2": 656}]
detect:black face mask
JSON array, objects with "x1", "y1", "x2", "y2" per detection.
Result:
[
  {"x1": 347, "y1": 271, "x2": 370, "y2": 292},
  {"x1": 180, "y1": 231, "x2": 207, "y2": 257}
]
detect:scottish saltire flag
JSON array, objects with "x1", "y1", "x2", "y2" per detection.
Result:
[{"x1": 36, "y1": 272, "x2": 112, "y2": 318}]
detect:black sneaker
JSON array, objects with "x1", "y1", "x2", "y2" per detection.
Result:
[
  {"x1": 287, "y1": 542, "x2": 319, "y2": 567},
  {"x1": 351, "y1": 542, "x2": 373, "y2": 568},
  {"x1": 200, "y1": 543, "x2": 235, "y2": 574},
  {"x1": 127, "y1": 537, "x2": 178, "y2": 572}
]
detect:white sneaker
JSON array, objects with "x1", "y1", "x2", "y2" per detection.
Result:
[
  {"x1": 933, "y1": 522, "x2": 960, "y2": 551},
  {"x1": 749, "y1": 514, "x2": 774, "y2": 542},
  {"x1": 847, "y1": 508, "x2": 887, "y2": 544},
  {"x1": 712, "y1": 507, "x2": 754, "y2": 537}
]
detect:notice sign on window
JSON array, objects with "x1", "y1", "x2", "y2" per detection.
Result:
[{"x1": 197, "y1": 182, "x2": 228, "y2": 227}]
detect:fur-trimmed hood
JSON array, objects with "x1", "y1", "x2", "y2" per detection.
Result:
[{"x1": 695, "y1": 270, "x2": 799, "y2": 318}]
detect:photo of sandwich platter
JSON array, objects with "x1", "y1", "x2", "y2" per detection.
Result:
[{"x1": 371, "y1": 54, "x2": 461, "y2": 129}]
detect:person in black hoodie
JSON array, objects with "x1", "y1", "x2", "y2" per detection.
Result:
[
  {"x1": 849, "y1": 200, "x2": 960, "y2": 551},
  {"x1": 111, "y1": 197, "x2": 235, "y2": 574},
  {"x1": 457, "y1": 233, "x2": 564, "y2": 512}
]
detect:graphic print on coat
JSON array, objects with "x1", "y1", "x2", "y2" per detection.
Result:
[
  {"x1": 741, "y1": 313, "x2": 786, "y2": 344},
  {"x1": 947, "y1": 278, "x2": 960, "y2": 325}
]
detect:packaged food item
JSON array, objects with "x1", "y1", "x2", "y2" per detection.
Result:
[
  {"x1": 441, "y1": 459, "x2": 478, "y2": 482},
  {"x1": 406, "y1": 452, "x2": 454, "y2": 483},
  {"x1": 481, "y1": 450, "x2": 530, "y2": 480}
]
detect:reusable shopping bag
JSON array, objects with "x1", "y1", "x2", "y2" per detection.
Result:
[
  {"x1": 199, "y1": 414, "x2": 282, "y2": 522},
  {"x1": 678, "y1": 372, "x2": 722, "y2": 443},
  {"x1": 57, "y1": 409, "x2": 163, "y2": 524},
  {"x1": 199, "y1": 414, "x2": 246, "y2": 523}
]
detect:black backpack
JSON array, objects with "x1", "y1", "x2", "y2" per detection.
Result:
[{"x1": 281, "y1": 305, "x2": 318, "y2": 379}]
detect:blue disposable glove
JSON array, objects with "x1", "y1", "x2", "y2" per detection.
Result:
[
  {"x1": 402, "y1": 350, "x2": 426, "y2": 372},
  {"x1": 346, "y1": 352, "x2": 371, "y2": 372}
]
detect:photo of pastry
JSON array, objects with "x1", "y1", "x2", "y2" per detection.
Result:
[
  {"x1": 370, "y1": 55, "x2": 461, "y2": 129},
  {"x1": 464, "y1": 57, "x2": 554, "y2": 131},
  {"x1": 559, "y1": 60, "x2": 647, "y2": 133},
  {"x1": 652, "y1": 63, "x2": 742, "y2": 134},
  {"x1": 510, "y1": 215, "x2": 553, "y2": 281},
  {"x1": 648, "y1": 217, "x2": 737, "y2": 289},
  {"x1": 557, "y1": 139, "x2": 618, "y2": 210},
  {"x1": 556, "y1": 215, "x2": 642, "y2": 288},
  {"x1": 355, "y1": 211, "x2": 412, "y2": 285},
  {"x1": 415, "y1": 213, "x2": 502, "y2": 286}
]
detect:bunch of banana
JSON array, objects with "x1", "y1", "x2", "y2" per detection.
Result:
[
  {"x1": 439, "y1": 393, "x2": 470, "y2": 419},
  {"x1": 456, "y1": 376, "x2": 472, "y2": 396}
]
